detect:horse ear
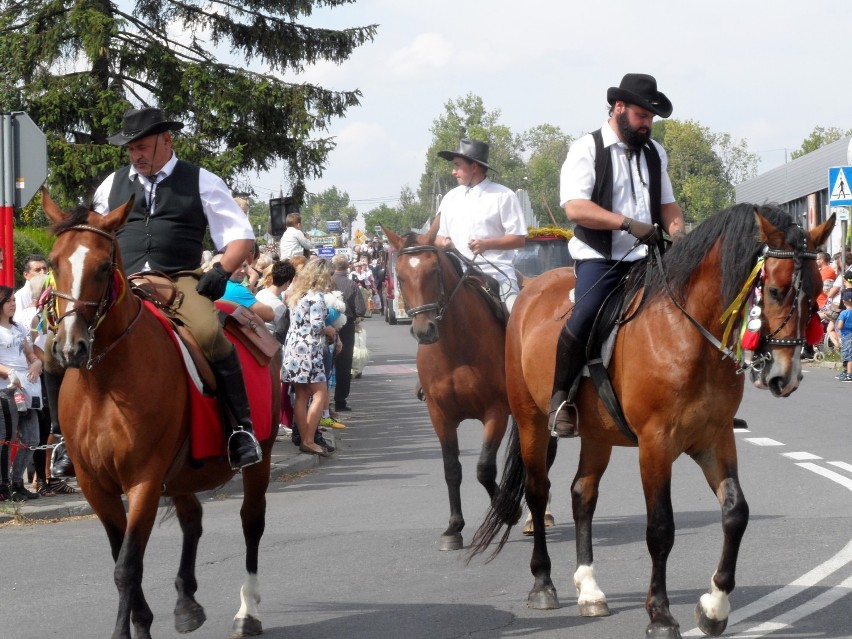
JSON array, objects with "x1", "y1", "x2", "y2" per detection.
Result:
[
  {"x1": 41, "y1": 188, "x2": 67, "y2": 224},
  {"x1": 809, "y1": 213, "x2": 836, "y2": 248},
  {"x1": 100, "y1": 195, "x2": 135, "y2": 233},
  {"x1": 383, "y1": 224, "x2": 404, "y2": 251},
  {"x1": 754, "y1": 211, "x2": 785, "y2": 247},
  {"x1": 424, "y1": 215, "x2": 440, "y2": 246}
]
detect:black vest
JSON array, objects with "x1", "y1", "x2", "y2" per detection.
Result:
[
  {"x1": 108, "y1": 161, "x2": 206, "y2": 274},
  {"x1": 573, "y1": 128, "x2": 663, "y2": 259}
]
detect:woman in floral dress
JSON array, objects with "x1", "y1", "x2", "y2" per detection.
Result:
[{"x1": 282, "y1": 259, "x2": 337, "y2": 457}]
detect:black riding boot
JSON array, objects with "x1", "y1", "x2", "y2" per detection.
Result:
[
  {"x1": 211, "y1": 348, "x2": 262, "y2": 470},
  {"x1": 548, "y1": 326, "x2": 587, "y2": 438},
  {"x1": 43, "y1": 369, "x2": 75, "y2": 478}
]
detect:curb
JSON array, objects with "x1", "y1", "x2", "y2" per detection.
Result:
[{"x1": 0, "y1": 434, "x2": 336, "y2": 525}]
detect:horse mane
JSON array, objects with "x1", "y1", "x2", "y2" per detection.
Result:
[
  {"x1": 51, "y1": 204, "x2": 94, "y2": 236},
  {"x1": 639, "y1": 203, "x2": 803, "y2": 309}
]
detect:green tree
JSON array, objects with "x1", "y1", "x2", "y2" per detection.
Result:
[
  {"x1": 364, "y1": 203, "x2": 406, "y2": 238},
  {"x1": 418, "y1": 93, "x2": 526, "y2": 212},
  {"x1": 0, "y1": 1, "x2": 377, "y2": 207},
  {"x1": 522, "y1": 124, "x2": 573, "y2": 226},
  {"x1": 303, "y1": 187, "x2": 358, "y2": 234},
  {"x1": 364, "y1": 186, "x2": 432, "y2": 238},
  {"x1": 397, "y1": 185, "x2": 431, "y2": 231},
  {"x1": 653, "y1": 119, "x2": 757, "y2": 223},
  {"x1": 791, "y1": 126, "x2": 852, "y2": 160}
]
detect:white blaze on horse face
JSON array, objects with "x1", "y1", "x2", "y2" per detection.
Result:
[
  {"x1": 58, "y1": 245, "x2": 90, "y2": 344},
  {"x1": 408, "y1": 256, "x2": 421, "y2": 269}
]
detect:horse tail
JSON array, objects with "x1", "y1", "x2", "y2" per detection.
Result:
[{"x1": 467, "y1": 417, "x2": 526, "y2": 563}]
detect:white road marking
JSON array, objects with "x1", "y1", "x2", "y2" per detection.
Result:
[
  {"x1": 828, "y1": 460, "x2": 852, "y2": 473},
  {"x1": 743, "y1": 437, "x2": 785, "y2": 446},
  {"x1": 683, "y1": 538, "x2": 852, "y2": 637},
  {"x1": 782, "y1": 451, "x2": 822, "y2": 460},
  {"x1": 796, "y1": 463, "x2": 852, "y2": 491},
  {"x1": 725, "y1": 573, "x2": 852, "y2": 638}
]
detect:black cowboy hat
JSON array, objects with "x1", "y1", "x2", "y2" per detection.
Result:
[
  {"x1": 107, "y1": 107, "x2": 184, "y2": 146},
  {"x1": 438, "y1": 138, "x2": 496, "y2": 172},
  {"x1": 607, "y1": 73, "x2": 673, "y2": 118}
]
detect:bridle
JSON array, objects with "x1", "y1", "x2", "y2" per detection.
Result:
[
  {"x1": 396, "y1": 245, "x2": 467, "y2": 322},
  {"x1": 652, "y1": 232, "x2": 819, "y2": 372},
  {"x1": 47, "y1": 224, "x2": 142, "y2": 369}
]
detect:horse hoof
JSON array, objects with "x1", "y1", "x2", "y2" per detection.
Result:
[
  {"x1": 578, "y1": 600, "x2": 610, "y2": 617},
  {"x1": 232, "y1": 614, "x2": 262, "y2": 637},
  {"x1": 694, "y1": 602, "x2": 728, "y2": 637},
  {"x1": 174, "y1": 601, "x2": 206, "y2": 633},
  {"x1": 522, "y1": 520, "x2": 534, "y2": 535},
  {"x1": 439, "y1": 533, "x2": 463, "y2": 551},
  {"x1": 544, "y1": 513, "x2": 555, "y2": 527},
  {"x1": 527, "y1": 585, "x2": 559, "y2": 610},
  {"x1": 645, "y1": 621, "x2": 682, "y2": 638}
]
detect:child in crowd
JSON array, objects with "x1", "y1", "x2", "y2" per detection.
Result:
[{"x1": 836, "y1": 289, "x2": 852, "y2": 382}]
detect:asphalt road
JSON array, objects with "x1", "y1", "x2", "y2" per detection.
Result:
[{"x1": 1, "y1": 314, "x2": 851, "y2": 639}]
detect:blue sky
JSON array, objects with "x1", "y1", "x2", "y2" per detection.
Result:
[{"x1": 248, "y1": 0, "x2": 849, "y2": 216}]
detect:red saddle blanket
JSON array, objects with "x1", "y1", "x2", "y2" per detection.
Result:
[{"x1": 143, "y1": 301, "x2": 272, "y2": 460}]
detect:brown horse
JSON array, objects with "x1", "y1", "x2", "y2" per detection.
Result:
[
  {"x1": 42, "y1": 190, "x2": 280, "y2": 639},
  {"x1": 472, "y1": 203, "x2": 834, "y2": 638},
  {"x1": 385, "y1": 220, "x2": 515, "y2": 551}
]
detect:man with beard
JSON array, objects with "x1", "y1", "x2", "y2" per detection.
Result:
[{"x1": 548, "y1": 73, "x2": 685, "y2": 437}]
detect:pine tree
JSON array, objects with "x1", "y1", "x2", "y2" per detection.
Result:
[{"x1": 0, "y1": 0, "x2": 376, "y2": 205}]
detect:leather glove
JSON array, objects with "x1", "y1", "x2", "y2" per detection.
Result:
[
  {"x1": 196, "y1": 262, "x2": 230, "y2": 300},
  {"x1": 621, "y1": 218, "x2": 660, "y2": 245}
]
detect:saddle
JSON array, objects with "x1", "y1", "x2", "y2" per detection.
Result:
[
  {"x1": 128, "y1": 273, "x2": 280, "y2": 392},
  {"x1": 128, "y1": 278, "x2": 274, "y2": 461}
]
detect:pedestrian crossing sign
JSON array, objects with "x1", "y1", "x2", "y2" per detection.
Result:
[{"x1": 828, "y1": 166, "x2": 852, "y2": 205}]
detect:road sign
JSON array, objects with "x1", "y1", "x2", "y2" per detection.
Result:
[
  {"x1": 317, "y1": 246, "x2": 335, "y2": 258},
  {"x1": 11, "y1": 112, "x2": 48, "y2": 209},
  {"x1": 832, "y1": 206, "x2": 850, "y2": 222},
  {"x1": 828, "y1": 166, "x2": 852, "y2": 206},
  {"x1": 326, "y1": 220, "x2": 341, "y2": 232}
]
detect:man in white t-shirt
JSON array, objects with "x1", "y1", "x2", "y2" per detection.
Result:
[
  {"x1": 436, "y1": 138, "x2": 527, "y2": 311},
  {"x1": 278, "y1": 213, "x2": 313, "y2": 259}
]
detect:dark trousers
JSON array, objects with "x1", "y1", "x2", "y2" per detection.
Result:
[
  {"x1": 567, "y1": 259, "x2": 636, "y2": 343},
  {"x1": 334, "y1": 320, "x2": 356, "y2": 408}
]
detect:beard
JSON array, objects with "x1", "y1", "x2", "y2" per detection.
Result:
[{"x1": 616, "y1": 110, "x2": 650, "y2": 149}]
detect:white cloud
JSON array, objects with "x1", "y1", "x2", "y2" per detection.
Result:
[{"x1": 387, "y1": 33, "x2": 455, "y2": 78}]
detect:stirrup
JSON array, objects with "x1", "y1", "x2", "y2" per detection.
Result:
[
  {"x1": 548, "y1": 399, "x2": 579, "y2": 438},
  {"x1": 227, "y1": 429, "x2": 262, "y2": 470}
]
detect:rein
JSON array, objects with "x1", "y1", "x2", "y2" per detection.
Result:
[{"x1": 47, "y1": 224, "x2": 143, "y2": 369}]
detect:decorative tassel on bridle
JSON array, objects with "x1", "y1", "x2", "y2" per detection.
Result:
[{"x1": 720, "y1": 240, "x2": 820, "y2": 366}]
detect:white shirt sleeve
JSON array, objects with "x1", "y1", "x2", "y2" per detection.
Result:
[{"x1": 198, "y1": 168, "x2": 255, "y2": 250}]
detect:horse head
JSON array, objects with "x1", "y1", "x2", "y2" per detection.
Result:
[
  {"x1": 748, "y1": 209, "x2": 835, "y2": 396},
  {"x1": 385, "y1": 218, "x2": 447, "y2": 344},
  {"x1": 42, "y1": 188, "x2": 135, "y2": 369}
]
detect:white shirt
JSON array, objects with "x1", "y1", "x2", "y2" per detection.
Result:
[
  {"x1": 279, "y1": 226, "x2": 313, "y2": 259},
  {"x1": 0, "y1": 323, "x2": 40, "y2": 406},
  {"x1": 560, "y1": 121, "x2": 675, "y2": 262},
  {"x1": 92, "y1": 153, "x2": 254, "y2": 255},
  {"x1": 12, "y1": 286, "x2": 32, "y2": 322},
  {"x1": 255, "y1": 287, "x2": 285, "y2": 332},
  {"x1": 438, "y1": 178, "x2": 527, "y2": 281}
]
